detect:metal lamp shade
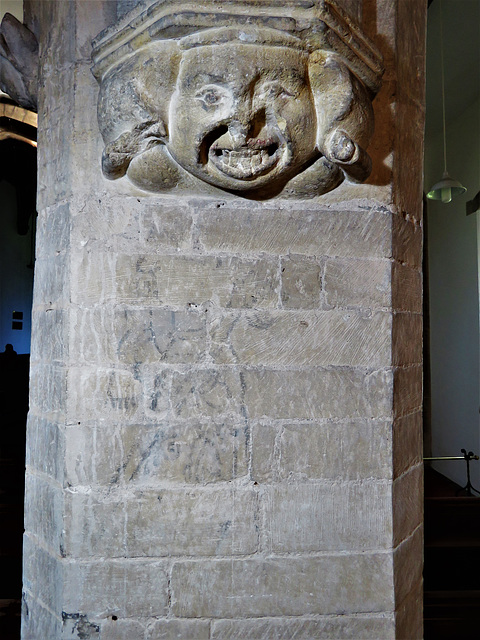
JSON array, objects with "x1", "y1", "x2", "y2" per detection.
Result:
[{"x1": 427, "y1": 171, "x2": 467, "y2": 203}]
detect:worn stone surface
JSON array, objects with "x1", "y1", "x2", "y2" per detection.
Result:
[
  {"x1": 243, "y1": 368, "x2": 393, "y2": 420},
  {"x1": 251, "y1": 419, "x2": 393, "y2": 481},
  {"x1": 263, "y1": 481, "x2": 392, "y2": 552},
  {"x1": 171, "y1": 555, "x2": 394, "y2": 617},
  {"x1": 65, "y1": 419, "x2": 247, "y2": 486},
  {"x1": 62, "y1": 560, "x2": 169, "y2": 618},
  {"x1": 211, "y1": 616, "x2": 396, "y2": 640},
  {"x1": 146, "y1": 619, "x2": 211, "y2": 640}
]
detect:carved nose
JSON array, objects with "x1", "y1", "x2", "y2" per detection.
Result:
[{"x1": 228, "y1": 120, "x2": 249, "y2": 146}]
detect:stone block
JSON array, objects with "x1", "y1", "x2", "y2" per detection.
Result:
[
  {"x1": 71, "y1": 249, "x2": 117, "y2": 305},
  {"x1": 324, "y1": 257, "x2": 391, "y2": 308},
  {"x1": 141, "y1": 202, "x2": 194, "y2": 252},
  {"x1": 29, "y1": 364, "x2": 66, "y2": 418},
  {"x1": 280, "y1": 255, "x2": 322, "y2": 308},
  {"x1": 35, "y1": 203, "x2": 71, "y2": 259},
  {"x1": 21, "y1": 591, "x2": 62, "y2": 640},
  {"x1": 392, "y1": 464, "x2": 423, "y2": 546},
  {"x1": 145, "y1": 367, "x2": 243, "y2": 419},
  {"x1": 30, "y1": 308, "x2": 66, "y2": 363},
  {"x1": 251, "y1": 419, "x2": 392, "y2": 482},
  {"x1": 70, "y1": 307, "x2": 207, "y2": 366},
  {"x1": 26, "y1": 415, "x2": 64, "y2": 483},
  {"x1": 65, "y1": 419, "x2": 248, "y2": 487},
  {"x1": 395, "y1": 576, "x2": 423, "y2": 640},
  {"x1": 126, "y1": 487, "x2": 259, "y2": 557},
  {"x1": 115, "y1": 254, "x2": 279, "y2": 308},
  {"x1": 196, "y1": 206, "x2": 392, "y2": 259},
  {"x1": 63, "y1": 559, "x2": 169, "y2": 618},
  {"x1": 67, "y1": 367, "x2": 141, "y2": 423},
  {"x1": 146, "y1": 618, "x2": 211, "y2": 639},
  {"x1": 211, "y1": 615, "x2": 396, "y2": 639},
  {"x1": 393, "y1": 365, "x2": 422, "y2": 417},
  {"x1": 71, "y1": 194, "x2": 144, "y2": 251},
  {"x1": 392, "y1": 411, "x2": 422, "y2": 479},
  {"x1": 392, "y1": 262, "x2": 422, "y2": 312},
  {"x1": 171, "y1": 554, "x2": 394, "y2": 617},
  {"x1": 31, "y1": 254, "x2": 69, "y2": 308},
  {"x1": 394, "y1": 526, "x2": 423, "y2": 612},
  {"x1": 392, "y1": 214, "x2": 422, "y2": 269},
  {"x1": 263, "y1": 481, "x2": 392, "y2": 552},
  {"x1": 209, "y1": 310, "x2": 391, "y2": 367},
  {"x1": 64, "y1": 491, "x2": 126, "y2": 558},
  {"x1": 22, "y1": 535, "x2": 62, "y2": 614},
  {"x1": 393, "y1": 312, "x2": 422, "y2": 365},
  {"x1": 24, "y1": 472, "x2": 64, "y2": 554},
  {"x1": 243, "y1": 368, "x2": 393, "y2": 420},
  {"x1": 100, "y1": 617, "x2": 146, "y2": 640}
]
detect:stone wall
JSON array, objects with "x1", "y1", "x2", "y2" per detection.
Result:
[{"x1": 22, "y1": 1, "x2": 426, "y2": 639}]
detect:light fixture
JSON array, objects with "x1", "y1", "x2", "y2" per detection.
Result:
[{"x1": 427, "y1": 0, "x2": 466, "y2": 204}]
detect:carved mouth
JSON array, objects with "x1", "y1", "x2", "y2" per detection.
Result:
[{"x1": 209, "y1": 143, "x2": 280, "y2": 180}]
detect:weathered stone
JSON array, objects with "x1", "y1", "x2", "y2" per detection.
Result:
[
  {"x1": 99, "y1": 618, "x2": 146, "y2": 640},
  {"x1": 30, "y1": 362, "x2": 67, "y2": 421},
  {"x1": 114, "y1": 254, "x2": 279, "y2": 309},
  {"x1": 196, "y1": 206, "x2": 392, "y2": 259},
  {"x1": 67, "y1": 367, "x2": 142, "y2": 423},
  {"x1": 392, "y1": 262, "x2": 422, "y2": 312},
  {"x1": 26, "y1": 415, "x2": 64, "y2": 484},
  {"x1": 324, "y1": 257, "x2": 391, "y2": 308},
  {"x1": 65, "y1": 419, "x2": 248, "y2": 486},
  {"x1": 393, "y1": 526, "x2": 423, "y2": 612},
  {"x1": 126, "y1": 487, "x2": 259, "y2": 556},
  {"x1": 211, "y1": 615, "x2": 396, "y2": 640},
  {"x1": 24, "y1": 473, "x2": 64, "y2": 554},
  {"x1": 243, "y1": 368, "x2": 393, "y2": 420},
  {"x1": 21, "y1": 592, "x2": 61, "y2": 640},
  {"x1": 22, "y1": 536, "x2": 61, "y2": 614},
  {"x1": 70, "y1": 307, "x2": 207, "y2": 365},
  {"x1": 209, "y1": 310, "x2": 391, "y2": 367},
  {"x1": 148, "y1": 368, "x2": 243, "y2": 420},
  {"x1": 64, "y1": 491, "x2": 126, "y2": 558},
  {"x1": 393, "y1": 365, "x2": 422, "y2": 417},
  {"x1": 392, "y1": 464, "x2": 423, "y2": 546},
  {"x1": 263, "y1": 481, "x2": 392, "y2": 552},
  {"x1": 393, "y1": 312, "x2": 422, "y2": 365},
  {"x1": 146, "y1": 619, "x2": 211, "y2": 640},
  {"x1": 392, "y1": 213, "x2": 423, "y2": 269},
  {"x1": 393, "y1": 411, "x2": 422, "y2": 479},
  {"x1": 251, "y1": 419, "x2": 392, "y2": 481},
  {"x1": 63, "y1": 559, "x2": 169, "y2": 618},
  {"x1": 280, "y1": 254, "x2": 323, "y2": 308},
  {"x1": 171, "y1": 554, "x2": 394, "y2": 617}
]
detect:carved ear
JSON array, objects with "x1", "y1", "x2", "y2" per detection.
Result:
[
  {"x1": 102, "y1": 121, "x2": 167, "y2": 180},
  {"x1": 95, "y1": 41, "x2": 181, "y2": 180},
  {"x1": 308, "y1": 51, "x2": 374, "y2": 183}
]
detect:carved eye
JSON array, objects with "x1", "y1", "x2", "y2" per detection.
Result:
[
  {"x1": 195, "y1": 85, "x2": 228, "y2": 109},
  {"x1": 262, "y1": 82, "x2": 295, "y2": 100}
]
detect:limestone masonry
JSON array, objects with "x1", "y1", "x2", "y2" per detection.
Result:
[{"x1": 12, "y1": 0, "x2": 426, "y2": 638}]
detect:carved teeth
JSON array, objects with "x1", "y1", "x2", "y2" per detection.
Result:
[{"x1": 210, "y1": 146, "x2": 278, "y2": 179}]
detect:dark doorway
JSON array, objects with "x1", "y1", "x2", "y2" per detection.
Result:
[{"x1": 0, "y1": 105, "x2": 37, "y2": 640}]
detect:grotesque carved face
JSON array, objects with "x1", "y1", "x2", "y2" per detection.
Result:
[{"x1": 167, "y1": 44, "x2": 317, "y2": 192}]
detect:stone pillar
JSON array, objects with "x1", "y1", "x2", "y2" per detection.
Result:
[{"x1": 22, "y1": 1, "x2": 426, "y2": 639}]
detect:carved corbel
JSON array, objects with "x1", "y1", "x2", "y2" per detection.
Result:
[
  {"x1": 0, "y1": 13, "x2": 38, "y2": 112},
  {"x1": 92, "y1": 0, "x2": 383, "y2": 199}
]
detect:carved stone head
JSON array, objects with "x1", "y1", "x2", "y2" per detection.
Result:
[{"x1": 92, "y1": 0, "x2": 383, "y2": 198}]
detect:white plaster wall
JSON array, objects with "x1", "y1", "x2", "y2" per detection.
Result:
[{"x1": 425, "y1": 95, "x2": 480, "y2": 488}]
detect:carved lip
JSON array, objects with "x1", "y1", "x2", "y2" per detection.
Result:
[{"x1": 209, "y1": 141, "x2": 280, "y2": 180}]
